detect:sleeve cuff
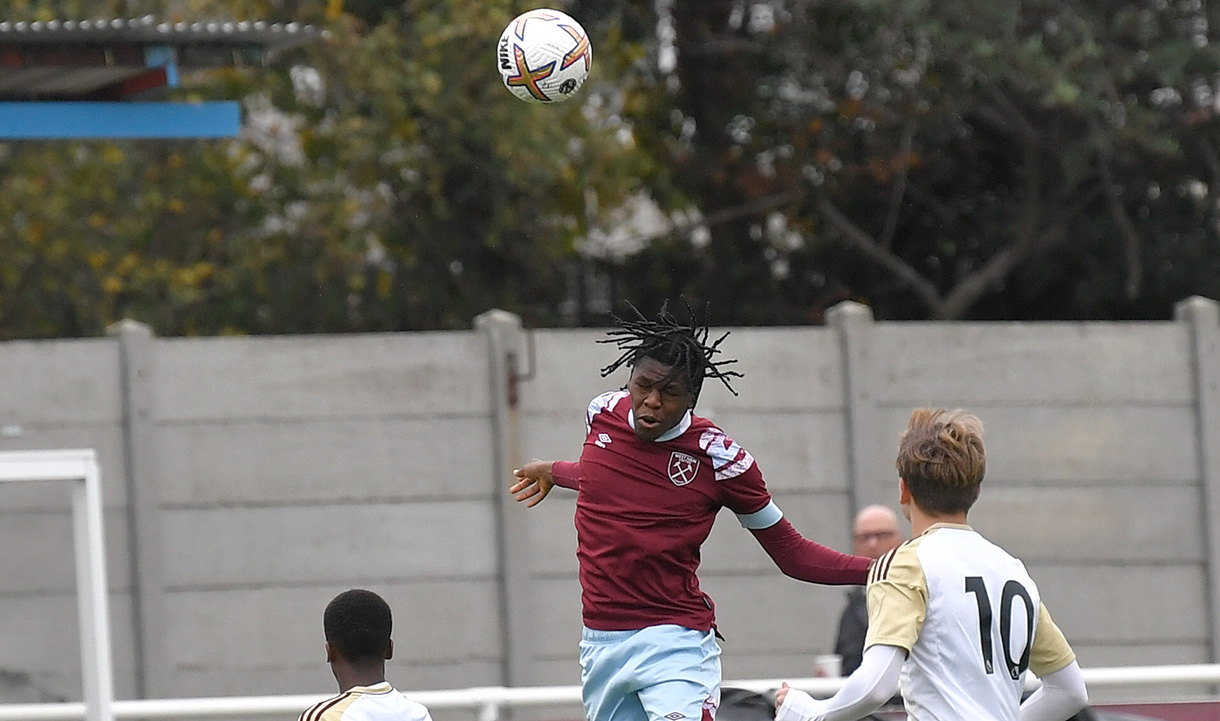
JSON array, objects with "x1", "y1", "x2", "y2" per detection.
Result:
[{"x1": 735, "y1": 500, "x2": 783, "y2": 529}]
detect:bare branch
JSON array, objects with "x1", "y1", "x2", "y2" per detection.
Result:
[
  {"x1": 928, "y1": 121, "x2": 1049, "y2": 320},
  {"x1": 986, "y1": 86, "x2": 1039, "y2": 146},
  {"x1": 1199, "y1": 137, "x2": 1220, "y2": 208},
  {"x1": 584, "y1": 188, "x2": 805, "y2": 259},
  {"x1": 1200, "y1": 138, "x2": 1220, "y2": 181},
  {"x1": 906, "y1": 184, "x2": 959, "y2": 229},
  {"x1": 1097, "y1": 150, "x2": 1143, "y2": 300},
  {"x1": 699, "y1": 188, "x2": 802, "y2": 229},
  {"x1": 935, "y1": 226, "x2": 1065, "y2": 319},
  {"x1": 935, "y1": 189, "x2": 1101, "y2": 319},
  {"x1": 815, "y1": 191, "x2": 945, "y2": 314},
  {"x1": 879, "y1": 121, "x2": 917, "y2": 250}
]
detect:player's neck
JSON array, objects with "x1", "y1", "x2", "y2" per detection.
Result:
[
  {"x1": 332, "y1": 663, "x2": 387, "y2": 693},
  {"x1": 909, "y1": 506, "x2": 968, "y2": 537}
]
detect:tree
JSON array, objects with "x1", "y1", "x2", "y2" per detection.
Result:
[
  {"x1": 582, "y1": 0, "x2": 1220, "y2": 321},
  {"x1": 0, "y1": 0, "x2": 651, "y2": 336}
]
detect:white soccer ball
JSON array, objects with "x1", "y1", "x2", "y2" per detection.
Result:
[{"x1": 496, "y1": 8, "x2": 592, "y2": 104}]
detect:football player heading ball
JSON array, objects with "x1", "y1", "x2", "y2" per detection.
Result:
[{"x1": 510, "y1": 299, "x2": 871, "y2": 721}]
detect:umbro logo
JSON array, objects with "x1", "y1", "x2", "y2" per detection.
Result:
[
  {"x1": 595, "y1": 433, "x2": 612, "y2": 448},
  {"x1": 664, "y1": 714, "x2": 685, "y2": 720}
]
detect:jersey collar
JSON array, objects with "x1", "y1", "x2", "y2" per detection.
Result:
[
  {"x1": 349, "y1": 681, "x2": 393, "y2": 695},
  {"x1": 922, "y1": 522, "x2": 973, "y2": 535},
  {"x1": 627, "y1": 409, "x2": 692, "y2": 442}
]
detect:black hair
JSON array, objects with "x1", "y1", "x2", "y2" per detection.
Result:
[
  {"x1": 598, "y1": 299, "x2": 742, "y2": 404},
  {"x1": 324, "y1": 589, "x2": 392, "y2": 664}
]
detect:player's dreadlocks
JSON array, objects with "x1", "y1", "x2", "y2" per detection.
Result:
[{"x1": 598, "y1": 299, "x2": 742, "y2": 404}]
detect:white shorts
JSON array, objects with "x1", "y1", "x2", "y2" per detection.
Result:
[{"x1": 579, "y1": 624, "x2": 722, "y2": 721}]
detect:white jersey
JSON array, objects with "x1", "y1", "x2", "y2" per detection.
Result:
[
  {"x1": 864, "y1": 523, "x2": 1075, "y2": 721},
  {"x1": 298, "y1": 682, "x2": 433, "y2": 721}
]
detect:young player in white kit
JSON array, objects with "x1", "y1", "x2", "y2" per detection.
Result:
[{"x1": 776, "y1": 408, "x2": 1089, "y2": 721}]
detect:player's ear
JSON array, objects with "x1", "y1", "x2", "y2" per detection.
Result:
[
  {"x1": 898, "y1": 477, "x2": 911, "y2": 505},
  {"x1": 385, "y1": 639, "x2": 394, "y2": 661},
  {"x1": 325, "y1": 642, "x2": 336, "y2": 663}
]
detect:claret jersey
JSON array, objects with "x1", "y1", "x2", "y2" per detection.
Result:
[{"x1": 565, "y1": 390, "x2": 782, "y2": 632}]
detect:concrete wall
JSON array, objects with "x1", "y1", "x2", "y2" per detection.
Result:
[{"x1": 1, "y1": 299, "x2": 1218, "y2": 711}]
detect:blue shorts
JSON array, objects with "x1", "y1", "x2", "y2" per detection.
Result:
[{"x1": 579, "y1": 625, "x2": 722, "y2": 721}]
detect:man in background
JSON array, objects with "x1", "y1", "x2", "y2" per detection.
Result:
[
  {"x1": 299, "y1": 589, "x2": 433, "y2": 721},
  {"x1": 833, "y1": 505, "x2": 904, "y2": 675}
]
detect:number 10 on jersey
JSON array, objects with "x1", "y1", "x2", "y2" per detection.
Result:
[{"x1": 965, "y1": 577, "x2": 1035, "y2": 680}]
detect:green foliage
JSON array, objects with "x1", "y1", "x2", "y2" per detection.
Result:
[
  {"x1": 1, "y1": 0, "x2": 649, "y2": 336},
  {"x1": 594, "y1": 0, "x2": 1220, "y2": 321},
  {"x1": 2, "y1": 0, "x2": 1219, "y2": 335}
]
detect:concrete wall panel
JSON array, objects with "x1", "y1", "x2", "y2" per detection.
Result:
[
  {"x1": 700, "y1": 493, "x2": 856, "y2": 572},
  {"x1": 697, "y1": 328, "x2": 843, "y2": 412},
  {"x1": 0, "y1": 508, "x2": 132, "y2": 593},
  {"x1": 878, "y1": 405, "x2": 1198, "y2": 484},
  {"x1": 161, "y1": 502, "x2": 496, "y2": 588},
  {"x1": 0, "y1": 339, "x2": 121, "y2": 423},
  {"x1": 521, "y1": 331, "x2": 611, "y2": 414},
  {"x1": 157, "y1": 418, "x2": 495, "y2": 506},
  {"x1": 700, "y1": 573, "x2": 842, "y2": 662},
  {"x1": 529, "y1": 579, "x2": 585, "y2": 659},
  {"x1": 521, "y1": 495, "x2": 579, "y2": 577},
  {"x1": 876, "y1": 323, "x2": 1193, "y2": 404},
  {"x1": 701, "y1": 411, "x2": 849, "y2": 493},
  {"x1": 165, "y1": 581, "x2": 500, "y2": 673},
  {"x1": 167, "y1": 660, "x2": 504, "y2": 702},
  {"x1": 155, "y1": 333, "x2": 489, "y2": 421},
  {"x1": 1036, "y1": 564, "x2": 1206, "y2": 644},
  {"x1": 0, "y1": 594, "x2": 136, "y2": 700},
  {"x1": 969, "y1": 486, "x2": 1204, "y2": 563}
]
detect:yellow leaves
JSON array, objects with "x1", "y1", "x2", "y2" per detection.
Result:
[
  {"x1": 398, "y1": 118, "x2": 418, "y2": 140},
  {"x1": 23, "y1": 219, "x2": 46, "y2": 244},
  {"x1": 376, "y1": 269, "x2": 393, "y2": 299},
  {"x1": 101, "y1": 144, "x2": 125, "y2": 166},
  {"x1": 88, "y1": 213, "x2": 107, "y2": 230},
  {"x1": 116, "y1": 254, "x2": 142, "y2": 276},
  {"x1": 87, "y1": 251, "x2": 110, "y2": 272},
  {"x1": 168, "y1": 199, "x2": 186, "y2": 214},
  {"x1": 420, "y1": 71, "x2": 443, "y2": 96},
  {"x1": 191, "y1": 262, "x2": 216, "y2": 283}
]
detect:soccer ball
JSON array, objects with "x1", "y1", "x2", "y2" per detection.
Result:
[{"x1": 496, "y1": 8, "x2": 592, "y2": 103}]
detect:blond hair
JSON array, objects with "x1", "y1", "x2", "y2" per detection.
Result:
[{"x1": 896, "y1": 408, "x2": 986, "y2": 515}]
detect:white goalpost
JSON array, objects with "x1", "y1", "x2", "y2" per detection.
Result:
[{"x1": 0, "y1": 449, "x2": 114, "y2": 721}]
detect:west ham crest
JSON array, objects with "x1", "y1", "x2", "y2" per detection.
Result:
[{"x1": 668, "y1": 451, "x2": 700, "y2": 486}]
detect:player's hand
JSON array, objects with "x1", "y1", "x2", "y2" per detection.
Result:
[
  {"x1": 775, "y1": 683, "x2": 820, "y2": 721},
  {"x1": 511, "y1": 459, "x2": 555, "y2": 508}
]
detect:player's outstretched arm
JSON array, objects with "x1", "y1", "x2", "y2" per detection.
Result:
[
  {"x1": 750, "y1": 518, "x2": 871, "y2": 585},
  {"x1": 511, "y1": 459, "x2": 581, "y2": 507},
  {"x1": 775, "y1": 644, "x2": 904, "y2": 721}
]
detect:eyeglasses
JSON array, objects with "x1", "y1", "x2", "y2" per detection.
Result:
[{"x1": 854, "y1": 531, "x2": 898, "y2": 543}]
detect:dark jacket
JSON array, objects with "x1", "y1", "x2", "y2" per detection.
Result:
[{"x1": 833, "y1": 586, "x2": 868, "y2": 675}]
